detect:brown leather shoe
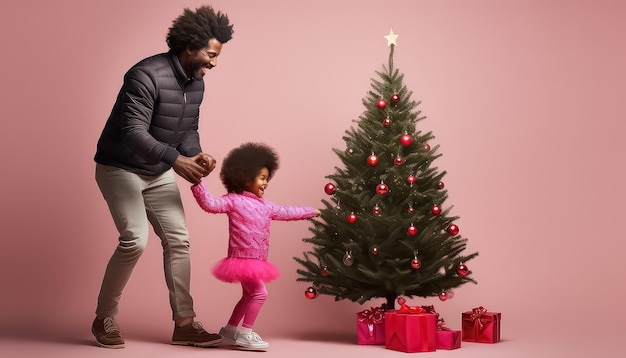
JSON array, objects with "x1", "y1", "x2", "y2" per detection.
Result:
[
  {"x1": 172, "y1": 321, "x2": 222, "y2": 347},
  {"x1": 91, "y1": 317, "x2": 125, "y2": 349}
]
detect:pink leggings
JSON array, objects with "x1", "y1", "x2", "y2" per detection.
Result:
[{"x1": 227, "y1": 279, "x2": 267, "y2": 329}]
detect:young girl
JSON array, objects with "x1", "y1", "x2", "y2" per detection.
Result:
[{"x1": 191, "y1": 142, "x2": 320, "y2": 350}]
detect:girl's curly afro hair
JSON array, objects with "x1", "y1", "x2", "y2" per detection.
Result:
[
  {"x1": 220, "y1": 142, "x2": 280, "y2": 194},
  {"x1": 166, "y1": 5, "x2": 234, "y2": 53}
]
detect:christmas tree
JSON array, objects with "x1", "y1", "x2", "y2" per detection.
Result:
[{"x1": 295, "y1": 30, "x2": 478, "y2": 310}]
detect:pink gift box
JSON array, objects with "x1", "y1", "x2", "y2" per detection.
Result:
[
  {"x1": 436, "y1": 329, "x2": 462, "y2": 350},
  {"x1": 356, "y1": 307, "x2": 385, "y2": 345},
  {"x1": 384, "y1": 310, "x2": 437, "y2": 352},
  {"x1": 462, "y1": 306, "x2": 501, "y2": 343}
]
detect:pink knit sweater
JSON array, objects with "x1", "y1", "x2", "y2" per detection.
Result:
[{"x1": 191, "y1": 182, "x2": 317, "y2": 260}]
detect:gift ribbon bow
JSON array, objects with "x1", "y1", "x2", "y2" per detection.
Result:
[
  {"x1": 398, "y1": 303, "x2": 427, "y2": 314},
  {"x1": 357, "y1": 306, "x2": 385, "y2": 336},
  {"x1": 421, "y1": 305, "x2": 448, "y2": 330},
  {"x1": 470, "y1": 306, "x2": 488, "y2": 328}
]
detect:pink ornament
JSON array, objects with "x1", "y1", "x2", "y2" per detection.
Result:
[
  {"x1": 446, "y1": 289, "x2": 455, "y2": 299},
  {"x1": 400, "y1": 133, "x2": 413, "y2": 146},
  {"x1": 391, "y1": 93, "x2": 400, "y2": 103},
  {"x1": 367, "y1": 154, "x2": 379, "y2": 167},
  {"x1": 423, "y1": 143, "x2": 431, "y2": 151},
  {"x1": 438, "y1": 291, "x2": 448, "y2": 301},
  {"x1": 324, "y1": 183, "x2": 336, "y2": 195}
]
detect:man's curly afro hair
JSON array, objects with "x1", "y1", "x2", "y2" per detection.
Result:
[
  {"x1": 220, "y1": 143, "x2": 280, "y2": 194},
  {"x1": 166, "y1": 5, "x2": 234, "y2": 53}
]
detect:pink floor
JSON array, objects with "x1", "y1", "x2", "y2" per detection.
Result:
[{"x1": 1, "y1": 329, "x2": 621, "y2": 358}]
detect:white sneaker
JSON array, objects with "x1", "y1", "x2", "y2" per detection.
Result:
[
  {"x1": 218, "y1": 326, "x2": 237, "y2": 345},
  {"x1": 235, "y1": 331, "x2": 269, "y2": 350}
]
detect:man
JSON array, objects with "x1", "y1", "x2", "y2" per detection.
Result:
[{"x1": 92, "y1": 5, "x2": 233, "y2": 349}]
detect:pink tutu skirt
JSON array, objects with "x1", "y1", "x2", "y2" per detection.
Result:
[{"x1": 212, "y1": 257, "x2": 281, "y2": 283}]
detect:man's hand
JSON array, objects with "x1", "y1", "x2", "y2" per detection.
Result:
[
  {"x1": 173, "y1": 154, "x2": 214, "y2": 184},
  {"x1": 195, "y1": 153, "x2": 216, "y2": 176}
]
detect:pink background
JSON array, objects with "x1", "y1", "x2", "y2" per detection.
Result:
[{"x1": 1, "y1": 0, "x2": 625, "y2": 357}]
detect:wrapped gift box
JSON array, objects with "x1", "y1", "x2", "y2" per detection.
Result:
[
  {"x1": 384, "y1": 309, "x2": 437, "y2": 352},
  {"x1": 436, "y1": 329, "x2": 462, "y2": 350},
  {"x1": 462, "y1": 306, "x2": 501, "y2": 343},
  {"x1": 356, "y1": 306, "x2": 385, "y2": 345},
  {"x1": 420, "y1": 305, "x2": 461, "y2": 350}
]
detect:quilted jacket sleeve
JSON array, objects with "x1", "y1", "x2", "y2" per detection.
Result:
[{"x1": 119, "y1": 66, "x2": 178, "y2": 165}]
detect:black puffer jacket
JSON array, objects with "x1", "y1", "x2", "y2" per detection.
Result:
[{"x1": 95, "y1": 51, "x2": 205, "y2": 176}]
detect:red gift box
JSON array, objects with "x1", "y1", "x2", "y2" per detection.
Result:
[
  {"x1": 462, "y1": 306, "x2": 501, "y2": 343},
  {"x1": 420, "y1": 305, "x2": 461, "y2": 350},
  {"x1": 384, "y1": 306, "x2": 436, "y2": 352},
  {"x1": 436, "y1": 329, "x2": 462, "y2": 350},
  {"x1": 356, "y1": 306, "x2": 385, "y2": 345}
]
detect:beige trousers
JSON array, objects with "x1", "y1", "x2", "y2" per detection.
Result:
[{"x1": 95, "y1": 164, "x2": 195, "y2": 321}]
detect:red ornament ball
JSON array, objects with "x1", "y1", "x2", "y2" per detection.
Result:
[
  {"x1": 394, "y1": 156, "x2": 404, "y2": 166},
  {"x1": 367, "y1": 154, "x2": 379, "y2": 167},
  {"x1": 457, "y1": 264, "x2": 469, "y2": 277},
  {"x1": 407, "y1": 225, "x2": 418, "y2": 236},
  {"x1": 377, "y1": 99, "x2": 387, "y2": 109},
  {"x1": 305, "y1": 287, "x2": 318, "y2": 299},
  {"x1": 423, "y1": 143, "x2": 431, "y2": 151},
  {"x1": 438, "y1": 291, "x2": 448, "y2": 301},
  {"x1": 371, "y1": 246, "x2": 379, "y2": 255},
  {"x1": 324, "y1": 183, "x2": 336, "y2": 195},
  {"x1": 376, "y1": 183, "x2": 389, "y2": 195},
  {"x1": 400, "y1": 133, "x2": 413, "y2": 146},
  {"x1": 372, "y1": 204, "x2": 382, "y2": 215},
  {"x1": 438, "y1": 182, "x2": 445, "y2": 189},
  {"x1": 407, "y1": 175, "x2": 416, "y2": 185},
  {"x1": 383, "y1": 117, "x2": 391, "y2": 127},
  {"x1": 408, "y1": 206, "x2": 415, "y2": 214},
  {"x1": 320, "y1": 266, "x2": 329, "y2": 277},
  {"x1": 447, "y1": 224, "x2": 459, "y2": 236},
  {"x1": 431, "y1": 205, "x2": 441, "y2": 215},
  {"x1": 347, "y1": 212, "x2": 358, "y2": 224},
  {"x1": 411, "y1": 258, "x2": 422, "y2": 269},
  {"x1": 391, "y1": 93, "x2": 400, "y2": 103}
]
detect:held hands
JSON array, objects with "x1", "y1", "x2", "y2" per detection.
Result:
[
  {"x1": 172, "y1": 153, "x2": 216, "y2": 185},
  {"x1": 196, "y1": 153, "x2": 216, "y2": 174}
]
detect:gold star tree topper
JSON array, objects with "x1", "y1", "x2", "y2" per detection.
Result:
[{"x1": 385, "y1": 28, "x2": 399, "y2": 46}]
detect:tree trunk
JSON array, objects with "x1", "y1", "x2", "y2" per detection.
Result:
[{"x1": 386, "y1": 295, "x2": 396, "y2": 310}]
